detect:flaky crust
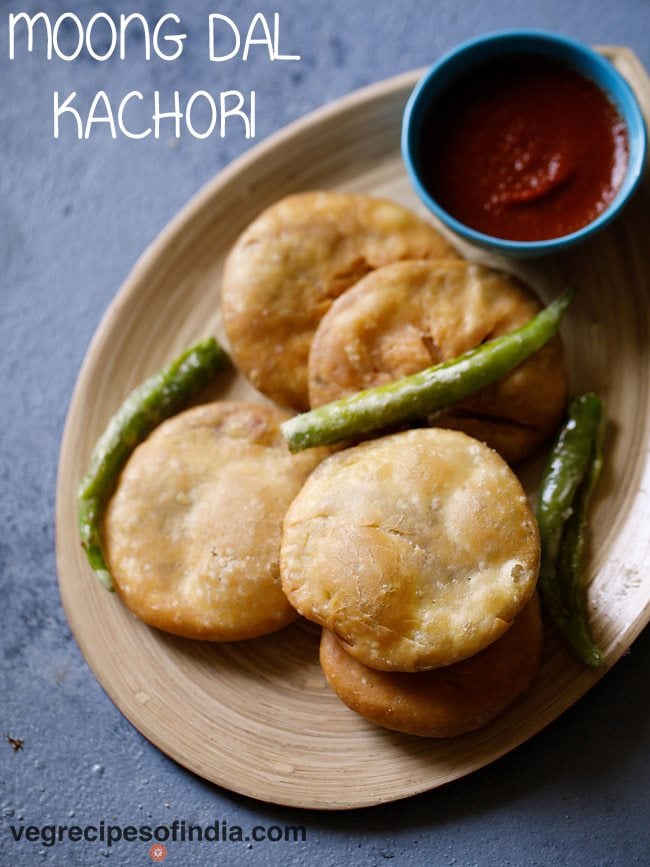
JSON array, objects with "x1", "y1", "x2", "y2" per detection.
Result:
[
  {"x1": 319, "y1": 593, "x2": 543, "y2": 738},
  {"x1": 221, "y1": 192, "x2": 457, "y2": 410},
  {"x1": 104, "y1": 401, "x2": 328, "y2": 641},
  {"x1": 281, "y1": 428, "x2": 540, "y2": 671},
  {"x1": 308, "y1": 259, "x2": 568, "y2": 462}
]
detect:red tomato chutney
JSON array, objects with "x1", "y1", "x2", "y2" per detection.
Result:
[{"x1": 420, "y1": 56, "x2": 629, "y2": 241}]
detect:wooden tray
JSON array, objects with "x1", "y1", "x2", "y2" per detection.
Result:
[{"x1": 56, "y1": 47, "x2": 650, "y2": 810}]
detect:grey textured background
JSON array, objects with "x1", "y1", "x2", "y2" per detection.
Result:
[{"x1": 1, "y1": 1, "x2": 649, "y2": 865}]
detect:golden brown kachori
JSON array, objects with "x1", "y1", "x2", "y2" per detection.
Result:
[
  {"x1": 308, "y1": 259, "x2": 568, "y2": 462},
  {"x1": 281, "y1": 428, "x2": 540, "y2": 671},
  {"x1": 103, "y1": 401, "x2": 328, "y2": 641},
  {"x1": 319, "y1": 593, "x2": 543, "y2": 737},
  {"x1": 221, "y1": 192, "x2": 458, "y2": 411}
]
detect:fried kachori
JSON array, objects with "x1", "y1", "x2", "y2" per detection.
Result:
[
  {"x1": 319, "y1": 593, "x2": 543, "y2": 737},
  {"x1": 103, "y1": 401, "x2": 328, "y2": 641},
  {"x1": 281, "y1": 428, "x2": 540, "y2": 671},
  {"x1": 221, "y1": 192, "x2": 457, "y2": 411},
  {"x1": 308, "y1": 259, "x2": 568, "y2": 462}
]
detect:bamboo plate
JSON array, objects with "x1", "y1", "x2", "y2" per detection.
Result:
[{"x1": 56, "y1": 47, "x2": 650, "y2": 810}]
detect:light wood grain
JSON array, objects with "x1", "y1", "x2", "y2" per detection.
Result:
[{"x1": 56, "y1": 48, "x2": 650, "y2": 810}]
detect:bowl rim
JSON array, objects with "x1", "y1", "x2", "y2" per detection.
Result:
[{"x1": 401, "y1": 28, "x2": 648, "y2": 254}]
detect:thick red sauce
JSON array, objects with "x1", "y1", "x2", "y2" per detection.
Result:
[{"x1": 420, "y1": 56, "x2": 629, "y2": 241}]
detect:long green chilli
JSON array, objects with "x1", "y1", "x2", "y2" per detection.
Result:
[
  {"x1": 77, "y1": 337, "x2": 230, "y2": 591},
  {"x1": 282, "y1": 287, "x2": 575, "y2": 451},
  {"x1": 536, "y1": 393, "x2": 606, "y2": 666}
]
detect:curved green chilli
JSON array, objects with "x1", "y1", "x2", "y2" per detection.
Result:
[
  {"x1": 282, "y1": 287, "x2": 575, "y2": 451},
  {"x1": 536, "y1": 393, "x2": 605, "y2": 666},
  {"x1": 77, "y1": 337, "x2": 230, "y2": 591}
]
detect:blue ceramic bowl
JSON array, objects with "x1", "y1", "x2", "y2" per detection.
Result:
[{"x1": 401, "y1": 30, "x2": 647, "y2": 257}]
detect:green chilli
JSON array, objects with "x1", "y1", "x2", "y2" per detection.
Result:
[
  {"x1": 282, "y1": 287, "x2": 574, "y2": 451},
  {"x1": 536, "y1": 393, "x2": 606, "y2": 666},
  {"x1": 77, "y1": 337, "x2": 230, "y2": 591}
]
